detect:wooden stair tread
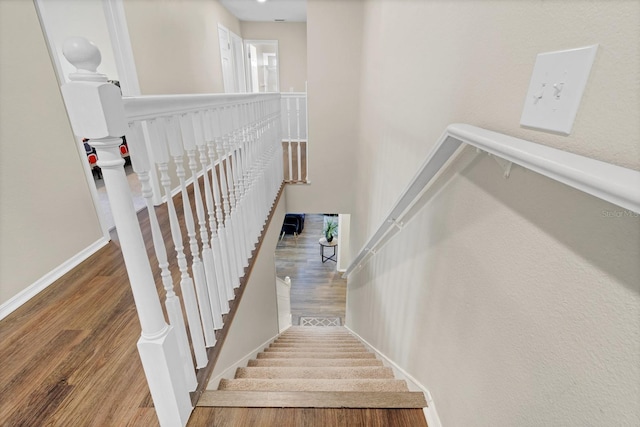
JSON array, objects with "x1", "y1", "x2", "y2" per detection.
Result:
[
  {"x1": 235, "y1": 366, "x2": 394, "y2": 379},
  {"x1": 197, "y1": 390, "x2": 427, "y2": 408},
  {"x1": 218, "y1": 378, "x2": 409, "y2": 392}
]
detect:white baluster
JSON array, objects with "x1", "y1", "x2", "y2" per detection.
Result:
[
  {"x1": 209, "y1": 109, "x2": 240, "y2": 279},
  {"x1": 164, "y1": 116, "x2": 209, "y2": 367},
  {"x1": 232, "y1": 103, "x2": 250, "y2": 267},
  {"x1": 224, "y1": 106, "x2": 248, "y2": 278},
  {"x1": 146, "y1": 118, "x2": 197, "y2": 390},
  {"x1": 193, "y1": 112, "x2": 232, "y2": 312},
  {"x1": 179, "y1": 113, "x2": 224, "y2": 332},
  {"x1": 60, "y1": 37, "x2": 191, "y2": 426},
  {"x1": 304, "y1": 91, "x2": 309, "y2": 183},
  {"x1": 242, "y1": 102, "x2": 255, "y2": 254},
  {"x1": 233, "y1": 104, "x2": 252, "y2": 264},
  {"x1": 286, "y1": 97, "x2": 293, "y2": 181},
  {"x1": 208, "y1": 108, "x2": 240, "y2": 290},
  {"x1": 296, "y1": 96, "x2": 302, "y2": 182}
]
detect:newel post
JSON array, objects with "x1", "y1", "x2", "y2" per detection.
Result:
[{"x1": 60, "y1": 37, "x2": 192, "y2": 427}]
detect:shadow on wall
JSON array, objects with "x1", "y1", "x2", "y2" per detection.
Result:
[
  {"x1": 462, "y1": 154, "x2": 640, "y2": 294},
  {"x1": 350, "y1": 148, "x2": 640, "y2": 295}
]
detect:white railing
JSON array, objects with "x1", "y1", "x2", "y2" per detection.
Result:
[
  {"x1": 60, "y1": 38, "x2": 283, "y2": 427},
  {"x1": 344, "y1": 124, "x2": 640, "y2": 277},
  {"x1": 281, "y1": 92, "x2": 308, "y2": 183}
]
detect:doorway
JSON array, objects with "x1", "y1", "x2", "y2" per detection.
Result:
[
  {"x1": 244, "y1": 40, "x2": 280, "y2": 93},
  {"x1": 275, "y1": 213, "x2": 350, "y2": 326},
  {"x1": 218, "y1": 24, "x2": 246, "y2": 93}
]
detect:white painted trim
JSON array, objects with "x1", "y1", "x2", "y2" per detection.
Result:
[
  {"x1": 102, "y1": 0, "x2": 141, "y2": 97},
  {"x1": 206, "y1": 331, "x2": 283, "y2": 390},
  {"x1": 345, "y1": 326, "x2": 442, "y2": 427},
  {"x1": 345, "y1": 123, "x2": 640, "y2": 277},
  {"x1": 0, "y1": 237, "x2": 110, "y2": 321}
]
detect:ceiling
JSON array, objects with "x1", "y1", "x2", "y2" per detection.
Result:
[{"x1": 219, "y1": 0, "x2": 307, "y2": 22}]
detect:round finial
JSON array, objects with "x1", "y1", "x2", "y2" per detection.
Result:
[{"x1": 63, "y1": 37, "x2": 107, "y2": 82}]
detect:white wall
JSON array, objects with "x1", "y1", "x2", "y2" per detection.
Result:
[
  {"x1": 0, "y1": 0, "x2": 103, "y2": 306},
  {"x1": 285, "y1": 0, "x2": 363, "y2": 215},
  {"x1": 123, "y1": 0, "x2": 241, "y2": 94},
  {"x1": 336, "y1": 214, "x2": 351, "y2": 271},
  {"x1": 330, "y1": 1, "x2": 640, "y2": 426},
  {"x1": 210, "y1": 192, "x2": 285, "y2": 380}
]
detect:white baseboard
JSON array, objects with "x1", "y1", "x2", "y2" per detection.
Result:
[
  {"x1": 206, "y1": 329, "x2": 285, "y2": 390},
  {"x1": 0, "y1": 237, "x2": 110, "y2": 321},
  {"x1": 345, "y1": 326, "x2": 442, "y2": 427}
]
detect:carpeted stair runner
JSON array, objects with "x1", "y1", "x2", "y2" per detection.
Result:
[{"x1": 198, "y1": 326, "x2": 427, "y2": 409}]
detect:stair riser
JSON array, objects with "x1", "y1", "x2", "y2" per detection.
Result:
[
  {"x1": 270, "y1": 342, "x2": 364, "y2": 346},
  {"x1": 280, "y1": 332, "x2": 353, "y2": 337},
  {"x1": 248, "y1": 359, "x2": 383, "y2": 367},
  {"x1": 273, "y1": 339, "x2": 363, "y2": 345},
  {"x1": 278, "y1": 336, "x2": 356, "y2": 340},
  {"x1": 265, "y1": 347, "x2": 368, "y2": 353},
  {"x1": 257, "y1": 352, "x2": 376, "y2": 359}
]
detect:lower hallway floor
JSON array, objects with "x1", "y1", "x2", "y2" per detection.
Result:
[{"x1": 275, "y1": 213, "x2": 347, "y2": 326}]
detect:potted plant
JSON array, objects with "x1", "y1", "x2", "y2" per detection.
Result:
[{"x1": 323, "y1": 219, "x2": 338, "y2": 243}]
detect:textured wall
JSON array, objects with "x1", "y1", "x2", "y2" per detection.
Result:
[
  {"x1": 123, "y1": 0, "x2": 241, "y2": 94},
  {"x1": 240, "y1": 22, "x2": 307, "y2": 93},
  {"x1": 0, "y1": 0, "x2": 102, "y2": 305},
  {"x1": 341, "y1": 1, "x2": 640, "y2": 426}
]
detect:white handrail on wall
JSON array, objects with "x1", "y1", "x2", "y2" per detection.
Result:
[{"x1": 344, "y1": 123, "x2": 640, "y2": 277}]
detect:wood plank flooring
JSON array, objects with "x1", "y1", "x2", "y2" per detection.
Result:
[
  {"x1": 0, "y1": 241, "x2": 154, "y2": 427},
  {"x1": 274, "y1": 214, "x2": 347, "y2": 326},
  {"x1": 0, "y1": 194, "x2": 423, "y2": 426}
]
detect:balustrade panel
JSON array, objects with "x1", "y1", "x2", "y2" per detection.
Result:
[{"x1": 281, "y1": 93, "x2": 308, "y2": 183}]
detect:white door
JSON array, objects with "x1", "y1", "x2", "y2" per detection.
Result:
[{"x1": 218, "y1": 24, "x2": 235, "y2": 93}]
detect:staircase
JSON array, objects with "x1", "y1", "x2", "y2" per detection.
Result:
[{"x1": 198, "y1": 326, "x2": 427, "y2": 409}]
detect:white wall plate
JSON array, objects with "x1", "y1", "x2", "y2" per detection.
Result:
[{"x1": 520, "y1": 45, "x2": 598, "y2": 135}]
